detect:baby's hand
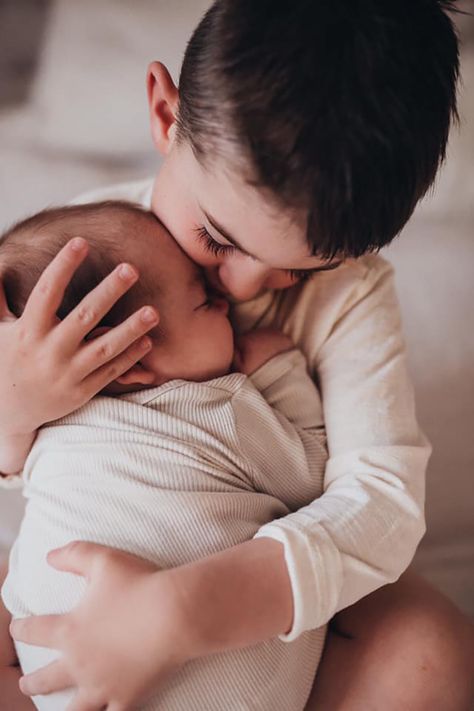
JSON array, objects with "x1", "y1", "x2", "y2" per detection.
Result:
[
  {"x1": 233, "y1": 328, "x2": 293, "y2": 375},
  {"x1": 0, "y1": 238, "x2": 159, "y2": 439}
]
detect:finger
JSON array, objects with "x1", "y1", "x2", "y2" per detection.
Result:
[
  {"x1": 57, "y1": 263, "x2": 141, "y2": 349},
  {"x1": 22, "y1": 238, "x2": 89, "y2": 334},
  {"x1": 81, "y1": 336, "x2": 155, "y2": 395},
  {"x1": 19, "y1": 660, "x2": 72, "y2": 696},
  {"x1": 10, "y1": 615, "x2": 60, "y2": 647},
  {"x1": 76, "y1": 306, "x2": 158, "y2": 377},
  {"x1": 46, "y1": 540, "x2": 115, "y2": 578},
  {"x1": 66, "y1": 693, "x2": 105, "y2": 711}
]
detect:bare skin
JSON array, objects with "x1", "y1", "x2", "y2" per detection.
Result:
[{"x1": 306, "y1": 568, "x2": 474, "y2": 711}]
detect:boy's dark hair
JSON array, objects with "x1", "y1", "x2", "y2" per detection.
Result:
[
  {"x1": 0, "y1": 201, "x2": 162, "y2": 331},
  {"x1": 177, "y1": 0, "x2": 461, "y2": 259}
]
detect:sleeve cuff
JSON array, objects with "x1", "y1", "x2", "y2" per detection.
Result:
[{"x1": 254, "y1": 517, "x2": 343, "y2": 642}]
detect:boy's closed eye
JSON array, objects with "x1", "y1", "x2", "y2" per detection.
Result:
[{"x1": 193, "y1": 225, "x2": 342, "y2": 282}]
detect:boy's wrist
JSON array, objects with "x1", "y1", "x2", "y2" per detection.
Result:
[
  {"x1": 166, "y1": 537, "x2": 293, "y2": 660},
  {"x1": 0, "y1": 430, "x2": 37, "y2": 475}
]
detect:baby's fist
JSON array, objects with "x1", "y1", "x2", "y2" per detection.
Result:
[{"x1": 233, "y1": 328, "x2": 293, "y2": 375}]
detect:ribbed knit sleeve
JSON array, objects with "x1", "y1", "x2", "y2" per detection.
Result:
[{"x1": 232, "y1": 350, "x2": 327, "y2": 512}]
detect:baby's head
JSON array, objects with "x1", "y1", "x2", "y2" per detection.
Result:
[{"x1": 0, "y1": 201, "x2": 234, "y2": 393}]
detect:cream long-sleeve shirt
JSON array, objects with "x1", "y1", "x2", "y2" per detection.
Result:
[
  {"x1": 3, "y1": 350, "x2": 328, "y2": 711},
  {"x1": 1, "y1": 177, "x2": 430, "y2": 641}
]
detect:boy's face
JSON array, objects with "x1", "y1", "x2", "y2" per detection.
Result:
[
  {"x1": 125, "y1": 219, "x2": 234, "y2": 384},
  {"x1": 151, "y1": 141, "x2": 343, "y2": 303}
]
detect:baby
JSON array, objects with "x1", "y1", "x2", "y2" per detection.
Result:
[{"x1": 0, "y1": 201, "x2": 328, "y2": 711}]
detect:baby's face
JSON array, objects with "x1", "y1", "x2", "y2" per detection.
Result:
[{"x1": 125, "y1": 217, "x2": 234, "y2": 384}]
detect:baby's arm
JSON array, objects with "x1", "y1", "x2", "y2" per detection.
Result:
[
  {"x1": 235, "y1": 327, "x2": 325, "y2": 429},
  {"x1": 233, "y1": 330, "x2": 327, "y2": 508},
  {"x1": 235, "y1": 327, "x2": 324, "y2": 428}
]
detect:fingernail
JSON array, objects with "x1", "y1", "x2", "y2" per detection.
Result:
[
  {"x1": 70, "y1": 237, "x2": 86, "y2": 252},
  {"x1": 141, "y1": 336, "x2": 152, "y2": 350},
  {"x1": 118, "y1": 264, "x2": 137, "y2": 280},
  {"x1": 141, "y1": 307, "x2": 158, "y2": 323}
]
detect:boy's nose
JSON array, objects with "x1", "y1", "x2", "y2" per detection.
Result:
[{"x1": 217, "y1": 258, "x2": 271, "y2": 301}]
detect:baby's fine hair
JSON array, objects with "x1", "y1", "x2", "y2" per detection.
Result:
[
  {"x1": 177, "y1": 0, "x2": 460, "y2": 259},
  {"x1": 0, "y1": 201, "x2": 162, "y2": 330}
]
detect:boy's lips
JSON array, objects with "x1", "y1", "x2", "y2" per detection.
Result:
[{"x1": 212, "y1": 297, "x2": 229, "y2": 314}]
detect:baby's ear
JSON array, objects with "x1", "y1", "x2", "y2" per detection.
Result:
[
  {"x1": 115, "y1": 364, "x2": 156, "y2": 386},
  {"x1": 86, "y1": 326, "x2": 156, "y2": 387}
]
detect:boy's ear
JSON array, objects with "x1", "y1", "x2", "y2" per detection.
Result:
[
  {"x1": 86, "y1": 326, "x2": 157, "y2": 387},
  {"x1": 147, "y1": 61, "x2": 180, "y2": 156}
]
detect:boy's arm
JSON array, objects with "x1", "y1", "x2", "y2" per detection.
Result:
[
  {"x1": 252, "y1": 259, "x2": 429, "y2": 639},
  {"x1": 0, "y1": 243, "x2": 158, "y2": 468}
]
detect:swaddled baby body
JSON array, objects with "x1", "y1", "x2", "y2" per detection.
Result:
[{"x1": 0, "y1": 202, "x2": 327, "y2": 711}]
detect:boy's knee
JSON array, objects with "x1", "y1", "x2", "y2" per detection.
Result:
[
  {"x1": 390, "y1": 597, "x2": 474, "y2": 710},
  {"x1": 335, "y1": 573, "x2": 474, "y2": 709}
]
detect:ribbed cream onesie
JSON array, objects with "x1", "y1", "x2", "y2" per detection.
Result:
[{"x1": 2, "y1": 349, "x2": 328, "y2": 711}]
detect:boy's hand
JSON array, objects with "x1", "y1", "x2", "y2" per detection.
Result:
[
  {"x1": 233, "y1": 328, "x2": 293, "y2": 375},
  {"x1": 10, "y1": 543, "x2": 191, "y2": 711},
  {"x1": 0, "y1": 238, "x2": 159, "y2": 438}
]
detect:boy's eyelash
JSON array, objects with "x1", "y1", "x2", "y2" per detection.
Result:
[
  {"x1": 194, "y1": 226, "x2": 235, "y2": 257},
  {"x1": 194, "y1": 225, "x2": 324, "y2": 283},
  {"x1": 286, "y1": 269, "x2": 316, "y2": 282}
]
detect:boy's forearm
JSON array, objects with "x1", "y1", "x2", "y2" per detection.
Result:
[
  {"x1": 168, "y1": 537, "x2": 293, "y2": 658},
  {"x1": 0, "y1": 431, "x2": 36, "y2": 476}
]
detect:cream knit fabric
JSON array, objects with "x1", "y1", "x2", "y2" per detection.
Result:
[{"x1": 3, "y1": 349, "x2": 328, "y2": 711}]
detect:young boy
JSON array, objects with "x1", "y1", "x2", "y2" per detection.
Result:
[
  {"x1": 2, "y1": 2, "x2": 472, "y2": 710},
  {"x1": 1, "y1": 201, "x2": 327, "y2": 710}
]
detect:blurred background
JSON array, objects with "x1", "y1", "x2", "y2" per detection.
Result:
[{"x1": 0, "y1": 1, "x2": 473, "y2": 620}]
